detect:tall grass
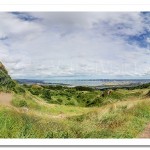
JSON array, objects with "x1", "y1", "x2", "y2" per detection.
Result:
[
  {"x1": 67, "y1": 101, "x2": 150, "y2": 138},
  {"x1": 1, "y1": 100, "x2": 150, "y2": 138}
]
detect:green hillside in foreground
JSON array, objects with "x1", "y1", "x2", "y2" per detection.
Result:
[
  {"x1": 0, "y1": 62, "x2": 13, "y2": 84},
  {"x1": 1, "y1": 61, "x2": 150, "y2": 138},
  {"x1": 0, "y1": 62, "x2": 26, "y2": 93},
  {"x1": 0, "y1": 62, "x2": 16, "y2": 91}
]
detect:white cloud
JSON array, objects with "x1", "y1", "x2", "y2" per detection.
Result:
[{"x1": 0, "y1": 12, "x2": 150, "y2": 79}]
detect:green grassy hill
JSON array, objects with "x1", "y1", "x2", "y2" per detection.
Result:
[
  {"x1": 0, "y1": 62, "x2": 16, "y2": 91},
  {"x1": 1, "y1": 61, "x2": 150, "y2": 138},
  {"x1": 0, "y1": 62, "x2": 26, "y2": 93}
]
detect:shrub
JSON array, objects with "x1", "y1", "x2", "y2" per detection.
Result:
[
  {"x1": 14, "y1": 86, "x2": 26, "y2": 94},
  {"x1": 41, "y1": 89, "x2": 51, "y2": 102},
  {"x1": 57, "y1": 98, "x2": 63, "y2": 104},
  {"x1": 75, "y1": 86, "x2": 94, "y2": 91},
  {"x1": 12, "y1": 99, "x2": 28, "y2": 107},
  {"x1": 19, "y1": 100, "x2": 28, "y2": 107}
]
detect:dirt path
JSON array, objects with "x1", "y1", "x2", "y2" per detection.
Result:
[
  {"x1": 138, "y1": 123, "x2": 150, "y2": 138},
  {"x1": 0, "y1": 93, "x2": 12, "y2": 106}
]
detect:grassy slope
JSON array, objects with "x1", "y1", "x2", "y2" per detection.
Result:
[
  {"x1": 24, "y1": 84, "x2": 145, "y2": 107},
  {"x1": 0, "y1": 62, "x2": 24, "y2": 93},
  {"x1": 0, "y1": 63, "x2": 16, "y2": 92},
  {"x1": 1, "y1": 61, "x2": 150, "y2": 138},
  {"x1": 0, "y1": 88, "x2": 150, "y2": 138}
]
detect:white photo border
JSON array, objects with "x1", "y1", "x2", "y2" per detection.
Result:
[{"x1": 0, "y1": 0, "x2": 150, "y2": 146}]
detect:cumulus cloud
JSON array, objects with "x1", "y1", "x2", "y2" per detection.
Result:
[{"x1": 0, "y1": 12, "x2": 150, "y2": 79}]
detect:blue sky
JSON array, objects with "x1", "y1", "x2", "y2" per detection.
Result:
[{"x1": 0, "y1": 12, "x2": 150, "y2": 79}]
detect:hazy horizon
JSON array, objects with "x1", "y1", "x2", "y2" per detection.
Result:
[{"x1": 1, "y1": 12, "x2": 150, "y2": 79}]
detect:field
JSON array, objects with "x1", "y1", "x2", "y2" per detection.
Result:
[
  {"x1": 0, "y1": 83, "x2": 150, "y2": 138},
  {"x1": 2, "y1": 11, "x2": 150, "y2": 140}
]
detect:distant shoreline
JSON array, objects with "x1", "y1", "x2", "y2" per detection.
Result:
[{"x1": 15, "y1": 78, "x2": 150, "y2": 90}]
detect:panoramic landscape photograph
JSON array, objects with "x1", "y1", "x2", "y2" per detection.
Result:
[{"x1": 1, "y1": 12, "x2": 150, "y2": 138}]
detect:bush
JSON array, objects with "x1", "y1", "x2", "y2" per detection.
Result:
[
  {"x1": 19, "y1": 100, "x2": 28, "y2": 107},
  {"x1": 28, "y1": 85, "x2": 42, "y2": 96},
  {"x1": 75, "y1": 86, "x2": 94, "y2": 91},
  {"x1": 29, "y1": 89, "x2": 40, "y2": 95},
  {"x1": 42, "y1": 85, "x2": 64, "y2": 90},
  {"x1": 56, "y1": 98, "x2": 63, "y2": 104},
  {"x1": 41, "y1": 89, "x2": 51, "y2": 102},
  {"x1": 86, "y1": 97, "x2": 103, "y2": 107},
  {"x1": 12, "y1": 99, "x2": 28, "y2": 107},
  {"x1": 14, "y1": 86, "x2": 26, "y2": 94}
]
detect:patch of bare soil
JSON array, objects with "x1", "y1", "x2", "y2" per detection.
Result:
[
  {"x1": 0, "y1": 93, "x2": 12, "y2": 106},
  {"x1": 139, "y1": 123, "x2": 150, "y2": 138}
]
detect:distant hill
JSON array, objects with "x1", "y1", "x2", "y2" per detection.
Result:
[{"x1": 0, "y1": 62, "x2": 16, "y2": 91}]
